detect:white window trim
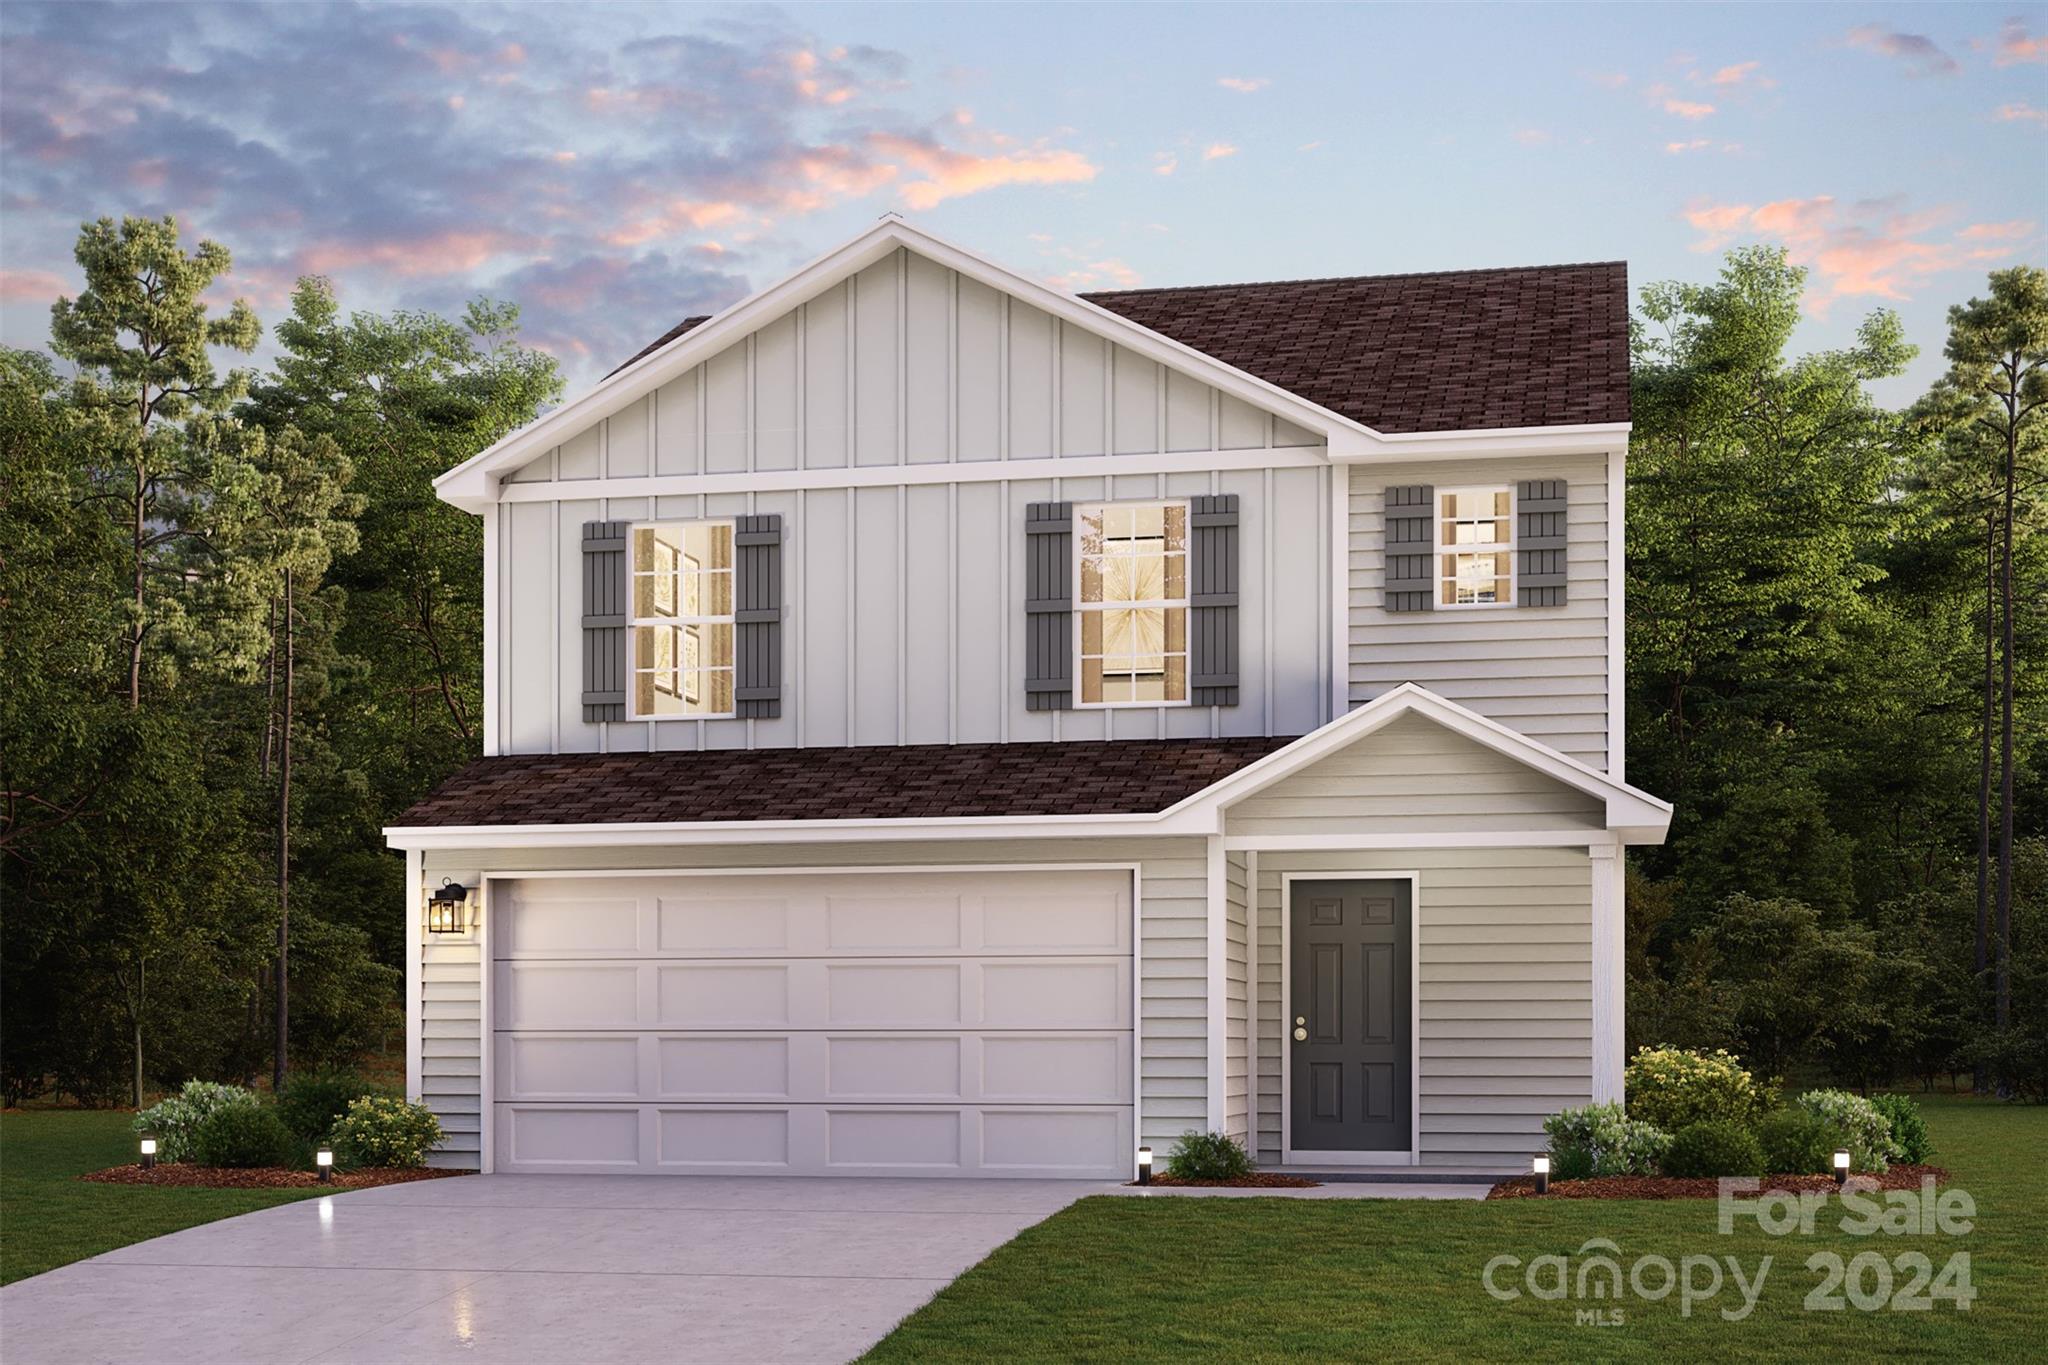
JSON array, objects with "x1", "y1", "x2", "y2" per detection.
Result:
[
  {"x1": 1072, "y1": 499, "x2": 1194, "y2": 711},
  {"x1": 1434, "y1": 485, "x2": 1517, "y2": 610},
  {"x1": 626, "y1": 518, "x2": 738, "y2": 722}
]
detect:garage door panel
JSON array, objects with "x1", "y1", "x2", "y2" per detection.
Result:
[{"x1": 493, "y1": 869, "x2": 1133, "y2": 1178}]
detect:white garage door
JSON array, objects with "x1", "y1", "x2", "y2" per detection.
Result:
[{"x1": 491, "y1": 869, "x2": 1133, "y2": 1178}]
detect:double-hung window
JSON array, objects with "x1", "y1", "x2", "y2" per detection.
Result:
[
  {"x1": 1437, "y1": 487, "x2": 1515, "y2": 607},
  {"x1": 629, "y1": 521, "x2": 735, "y2": 717},
  {"x1": 1076, "y1": 501, "x2": 1189, "y2": 706}
]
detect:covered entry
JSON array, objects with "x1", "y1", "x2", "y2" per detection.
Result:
[{"x1": 489, "y1": 867, "x2": 1134, "y2": 1177}]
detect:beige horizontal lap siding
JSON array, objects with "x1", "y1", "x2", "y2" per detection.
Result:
[
  {"x1": 1348, "y1": 455, "x2": 1609, "y2": 770},
  {"x1": 1228, "y1": 712, "x2": 1604, "y2": 837},
  {"x1": 1253, "y1": 849, "x2": 1593, "y2": 1169},
  {"x1": 1225, "y1": 850, "x2": 1250, "y2": 1144},
  {"x1": 418, "y1": 836, "x2": 1210, "y2": 1158}
]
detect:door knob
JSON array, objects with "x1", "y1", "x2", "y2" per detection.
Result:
[{"x1": 1292, "y1": 1015, "x2": 1308, "y2": 1042}]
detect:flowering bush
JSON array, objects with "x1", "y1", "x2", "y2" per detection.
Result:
[
  {"x1": 330, "y1": 1096, "x2": 444, "y2": 1168},
  {"x1": 1624, "y1": 1046, "x2": 1765, "y2": 1132},
  {"x1": 133, "y1": 1081, "x2": 261, "y2": 1163},
  {"x1": 1543, "y1": 1102, "x2": 1670, "y2": 1177},
  {"x1": 1793, "y1": 1089, "x2": 1896, "y2": 1173}
]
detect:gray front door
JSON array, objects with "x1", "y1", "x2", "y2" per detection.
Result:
[{"x1": 1289, "y1": 879, "x2": 1412, "y2": 1152}]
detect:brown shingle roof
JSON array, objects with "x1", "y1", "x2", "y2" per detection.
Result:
[
  {"x1": 395, "y1": 737, "x2": 1296, "y2": 827},
  {"x1": 1081, "y1": 262, "x2": 1630, "y2": 432},
  {"x1": 606, "y1": 315, "x2": 712, "y2": 378},
  {"x1": 609, "y1": 261, "x2": 1629, "y2": 433}
]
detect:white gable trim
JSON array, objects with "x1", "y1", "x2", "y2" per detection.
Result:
[
  {"x1": 434, "y1": 218, "x2": 1628, "y2": 512},
  {"x1": 1165, "y1": 682, "x2": 1671, "y2": 842}
]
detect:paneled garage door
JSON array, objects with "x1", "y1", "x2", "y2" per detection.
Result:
[{"x1": 491, "y1": 869, "x2": 1134, "y2": 1178}]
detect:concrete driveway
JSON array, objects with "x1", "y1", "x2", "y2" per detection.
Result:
[{"x1": 0, "y1": 1174, "x2": 1110, "y2": 1364}]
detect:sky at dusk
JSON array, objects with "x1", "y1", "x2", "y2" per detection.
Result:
[{"x1": 2, "y1": 1, "x2": 2044, "y2": 406}]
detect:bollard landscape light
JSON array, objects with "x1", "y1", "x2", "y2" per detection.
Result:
[
  {"x1": 1532, "y1": 1153, "x2": 1550, "y2": 1195},
  {"x1": 139, "y1": 1131, "x2": 158, "y2": 1172},
  {"x1": 316, "y1": 1147, "x2": 335, "y2": 1184},
  {"x1": 1833, "y1": 1149, "x2": 1852, "y2": 1187},
  {"x1": 1137, "y1": 1146, "x2": 1153, "y2": 1185}
]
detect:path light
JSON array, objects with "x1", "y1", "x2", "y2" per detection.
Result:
[
  {"x1": 316, "y1": 1146, "x2": 334, "y2": 1184},
  {"x1": 1137, "y1": 1147, "x2": 1152, "y2": 1186},
  {"x1": 139, "y1": 1131, "x2": 157, "y2": 1172},
  {"x1": 1833, "y1": 1149, "x2": 1852, "y2": 1187},
  {"x1": 427, "y1": 879, "x2": 471, "y2": 935},
  {"x1": 1532, "y1": 1153, "x2": 1550, "y2": 1195}
]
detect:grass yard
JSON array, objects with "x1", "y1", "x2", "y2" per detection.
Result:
[
  {"x1": 0, "y1": 1109, "x2": 326, "y2": 1286},
  {"x1": 865, "y1": 1095, "x2": 2044, "y2": 1362}
]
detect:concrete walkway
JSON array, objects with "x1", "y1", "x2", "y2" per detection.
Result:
[{"x1": 0, "y1": 1174, "x2": 1111, "y2": 1364}]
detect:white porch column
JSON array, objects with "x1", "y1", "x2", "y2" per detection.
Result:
[
  {"x1": 404, "y1": 848, "x2": 423, "y2": 1104},
  {"x1": 1205, "y1": 835, "x2": 1228, "y2": 1133},
  {"x1": 1588, "y1": 838, "x2": 1626, "y2": 1103}
]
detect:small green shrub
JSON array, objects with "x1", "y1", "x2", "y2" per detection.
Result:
[
  {"x1": 278, "y1": 1071, "x2": 383, "y2": 1143},
  {"x1": 190, "y1": 1104, "x2": 298, "y2": 1169},
  {"x1": 1758, "y1": 1109, "x2": 1838, "y2": 1175},
  {"x1": 1543, "y1": 1102, "x2": 1670, "y2": 1177},
  {"x1": 330, "y1": 1096, "x2": 445, "y2": 1169},
  {"x1": 1870, "y1": 1094, "x2": 1932, "y2": 1164},
  {"x1": 1661, "y1": 1120, "x2": 1765, "y2": 1178},
  {"x1": 133, "y1": 1081, "x2": 261, "y2": 1163},
  {"x1": 1550, "y1": 1145, "x2": 1597, "y2": 1181},
  {"x1": 1164, "y1": 1130, "x2": 1254, "y2": 1181},
  {"x1": 1625, "y1": 1046, "x2": 1766, "y2": 1131},
  {"x1": 1793, "y1": 1089, "x2": 1895, "y2": 1172}
]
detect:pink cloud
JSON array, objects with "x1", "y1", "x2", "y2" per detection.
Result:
[
  {"x1": 1048, "y1": 257, "x2": 1142, "y2": 291},
  {"x1": 1708, "y1": 61, "x2": 1765, "y2": 86},
  {"x1": 866, "y1": 134, "x2": 1097, "y2": 209},
  {"x1": 296, "y1": 227, "x2": 534, "y2": 278},
  {"x1": 1845, "y1": 24, "x2": 1960, "y2": 76},
  {"x1": 1996, "y1": 100, "x2": 2048, "y2": 125},
  {"x1": 1217, "y1": 76, "x2": 1269, "y2": 93},
  {"x1": 1664, "y1": 139, "x2": 1712, "y2": 154},
  {"x1": 1202, "y1": 142, "x2": 1237, "y2": 161},
  {"x1": 0, "y1": 267, "x2": 69, "y2": 303},
  {"x1": 1664, "y1": 98, "x2": 1716, "y2": 120},
  {"x1": 602, "y1": 199, "x2": 745, "y2": 248},
  {"x1": 1993, "y1": 17, "x2": 2047, "y2": 65},
  {"x1": 1153, "y1": 153, "x2": 1179, "y2": 176},
  {"x1": 1512, "y1": 128, "x2": 1555, "y2": 147},
  {"x1": 1681, "y1": 193, "x2": 2024, "y2": 309}
]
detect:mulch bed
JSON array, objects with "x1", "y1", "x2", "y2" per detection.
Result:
[
  {"x1": 1128, "y1": 1173, "x2": 1322, "y2": 1188},
  {"x1": 1487, "y1": 1163, "x2": 1949, "y2": 1200},
  {"x1": 79, "y1": 1163, "x2": 470, "y2": 1190}
]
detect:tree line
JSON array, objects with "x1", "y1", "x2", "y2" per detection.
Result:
[{"x1": 1, "y1": 217, "x2": 2041, "y2": 1104}]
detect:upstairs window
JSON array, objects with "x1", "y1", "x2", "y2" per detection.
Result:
[
  {"x1": 1437, "y1": 488, "x2": 1515, "y2": 607},
  {"x1": 1077, "y1": 501, "x2": 1189, "y2": 706},
  {"x1": 630, "y1": 522, "x2": 735, "y2": 717}
]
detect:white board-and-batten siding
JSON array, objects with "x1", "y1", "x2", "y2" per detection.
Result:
[
  {"x1": 495, "y1": 246, "x2": 1332, "y2": 755},
  {"x1": 418, "y1": 837, "x2": 1213, "y2": 1165},
  {"x1": 1347, "y1": 455, "x2": 1611, "y2": 770}
]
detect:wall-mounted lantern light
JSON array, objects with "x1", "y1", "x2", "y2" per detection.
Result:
[
  {"x1": 1136, "y1": 1146, "x2": 1153, "y2": 1186},
  {"x1": 1532, "y1": 1153, "x2": 1550, "y2": 1195},
  {"x1": 1833, "y1": 1149, "x2": 1852, "y2": 1186},
  {"x1": 139, "y1": 1131, "x2": 158, "y2": 1172},
  {"x1": 427, "y1": 879, "x2": 471, "y2": 935},
  {"x1": 316, "y1": 1146, "x2": 334, "y2": 1184}
]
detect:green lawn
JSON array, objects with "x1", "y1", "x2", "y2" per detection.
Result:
[
  {"x1": 0, "y1": 1109, "x2": 326, "y2": 1286},
  {"x1": 866, "y1": 1095, "x2": 2044, "y2": 1362}
]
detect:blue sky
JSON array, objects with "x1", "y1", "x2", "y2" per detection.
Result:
[{"x1": 3, "y1": 2, "x2": 2043, "y2": 405}]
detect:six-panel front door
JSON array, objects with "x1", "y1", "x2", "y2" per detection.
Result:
[{"x1": 1289, "y1": 879, "x2": 1412, "y2": 1152}]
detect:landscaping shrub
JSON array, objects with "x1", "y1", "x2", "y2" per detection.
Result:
[
  {"x1": 1793, "y1": 1089, "x2": 1895, "y2": 1172},
  {"x1": 1870, "y1": 1093, "x2": 1932, "y2": 1164},
  {"x1": 1757, "y1": 1109, "x2": 1838, "y2": 1174},
  {"x1": 132, "y1": 1080, "x2": 261, "y2": 1163},
  {"x1": 1661, "y1": 1120, "x2": 1765, "y2": 1178},
  {"x1": 278, "y1": 1071, "x2": 382, "y2": 1144},
  {"x1": 1550, "y1": 1145, "x2": 1597, "y2": 1181},
  {"x1": 330, "y1": 1096, "x2": 445, "y2": 1168},
  {"x1": 190, "y1": 1104, "x2": 299, "y2": 1169},
  {"x1": 1164, "y1": 1130, "x2": 1254, "y2": 1181},
  {"x1": 1624, "y1": 1046, "x2": 1766, "y2": 1132},
  {"x1": 1543, "y1": 1103, "x2": 1670, "y2": 1177}
]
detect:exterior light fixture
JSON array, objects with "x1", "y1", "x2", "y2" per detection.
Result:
[
  {"x1": 1137, "y1": 1146, "x2": 1153, "y2": 1186},
  {"x1": 1833, "y1": 1149, "x2": 1852, "y2": 1187},
  {"x1": 1532, "y1": 1153, "x2": 1550, "y2": 1195},
  {"x1": 427, "y1": 879, "x2": 470, "y2": 935},
  {"x1": 316, "y1": 1146, "x2": 334, "y2": 1183},
  {"x1": 139, "y1": 1131, "x2": 158, "y2": 1172}
]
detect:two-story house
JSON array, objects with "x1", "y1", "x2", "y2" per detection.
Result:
[{"x1": 385, "y1": 218, "x2": 1670, "y2": 1180}]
